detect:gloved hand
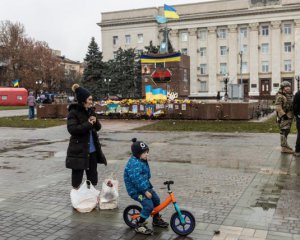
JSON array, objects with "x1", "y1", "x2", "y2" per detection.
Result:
[{"x1": 282, "y1": 114, "x2": 289, "y2": 120}]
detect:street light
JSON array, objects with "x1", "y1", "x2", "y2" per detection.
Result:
[
  {"x1": 35, "y1": 80, "x2": 42, "y2": 98},
  {"x1": 295, "y1": 74, "x2": 300, "y2": 91},
  {"x1": 223, "y1": 74, "x2": 229, "y2": 101},
  {"x1": 104, "y1": 78, "x2": 111, "y2": 98}
]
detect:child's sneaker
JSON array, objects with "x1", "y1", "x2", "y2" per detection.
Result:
[
  {"x1": 135, "y1": 222, "x2": 153, "y2": 235},
  {"x1": 152, "y1": 215, "x2": 169, "y2": 228}
]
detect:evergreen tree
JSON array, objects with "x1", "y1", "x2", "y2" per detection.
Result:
[
  {"x1": 82, "y1": 37, "x2": 105, "y2": 100},
  {"x1": 106, "y1": 48, "x2": 141, "y2": 99}
]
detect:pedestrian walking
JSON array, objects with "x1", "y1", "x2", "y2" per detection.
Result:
[
  {"x1": 66, "y1": 84, "x2": 107, "y2": 189},
  {"x1": 27, "y1": 91, "x2": 36, "y2": 119},
  {"x1": 216, "y1": 91, "x2": 221, "y2": 101},
  {"x1": 275, "y1": 81, "x2": 294, "y2": 154},
  {"x1": 124, "y1": 138, "x2": 169, "y2": 235},
  {"x1": 293, "y1": 87, "x2": 300, "y2": 156}
]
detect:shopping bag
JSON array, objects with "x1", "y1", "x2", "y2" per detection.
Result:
[
  {"x1": 99, "y1": 177, "x2": 119, "y2": 210},
  {"x1": 70, "y1": 180, "x2": 100, "y2": 213}
]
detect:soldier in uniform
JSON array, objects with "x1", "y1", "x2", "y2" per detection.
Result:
[{"x1": 275, "y1": 81, "x2": 294, "y2": 154}]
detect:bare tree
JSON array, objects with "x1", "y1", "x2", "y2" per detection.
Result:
[{"x1": 0, "y1": 20, "x2": 65, "y2": 92}]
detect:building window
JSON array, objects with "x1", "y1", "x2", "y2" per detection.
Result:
[
  {"x1": 199, "y1": 30, "x2": 207, "y2": 40},
  {"x1": 137, "y1": 34, "x2": 143, "y2": 43},
  {"x1": 200, "y1": 64, "x2": 207, "y2": 75},
  {"x1": 283, "y1": 24, "x2": 292, "y2": 35},
  {"x1": 284, "y1": 60, "x2": 292, "y2": 72},
  {"x1": 220, "y1": 63, "x2": 227, "y2": 74},
  {"x1": 220, "y1": 46, "x2": 227, "y2": 56},
  {"x1": 284, "y1": 42, "x2": 292, "y2": 52},
  {"x1": 181, "y1": 48, "x2": 188, "y2": 55},
  {"x1": 180, "y1": 32, "x2": 188, "y2": 42},
  {"x1": 242, "y1": 62, "x2": 248, "y2": 73},
  {"x1": 200, "y1": 81, "x2": 207, "y2": 91},
  {"x1": 113, "y1": 51, "x2": 117, "y2": 59},
  {"x1": 240, "y1": 27, "x2": 248, "y2": 38},
  {"x1": 113, "y1": 36, "x2": 118, "y2": 46},
  {"x1": 262, "y1": 61, "x2": 269, "y2": 72},
  {"x1": 261, "y1": 26, "x2": 269, "y2": 36},
  {"x1": 125, "y1": 35, "x2": 131, "y2": 45},
  {"x1": 17, "y1": 96, "x2": 23, "y2": 100},
  {"x1": 1, "y1": 96, "x2": 7, "y2": 100},
  {"x1": 241, "y1": 44, "x2": 248, "y2": 54},
  {"x1": 200, "y1": 47, "x2": 206, "y2": 57},
  {"x1": 261, "y1": 43, "x2": 269, "y2": 53},
  {"x1": 183, "y1": 69, "x2": 188, "y2": 82},
  {"x1": 218, "y1": 29, "x2": 227, "y2": 39},
  {"x1": 220, "y1": 80, "x2": 226, "y2": 91}
]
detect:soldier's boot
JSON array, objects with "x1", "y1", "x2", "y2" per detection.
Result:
[
  {"x1": 281, "y1": 147, "x2": 294, "y2": 154},
  {"x1": 280, "y1": 135, "x2": 294, "y2": 153},
  {"x1": 286, "y1": 143, "x2": 294, "y2": 151}
]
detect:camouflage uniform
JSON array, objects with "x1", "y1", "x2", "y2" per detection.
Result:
[{"x1": 275, "y1": 85, "x2": 294, "y2": 153}]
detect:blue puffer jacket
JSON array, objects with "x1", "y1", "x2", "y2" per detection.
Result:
[{"x1": 124, "y1": 155, "x2": 153, "y2": 198}]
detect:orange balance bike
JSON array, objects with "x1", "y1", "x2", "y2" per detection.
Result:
[{"x1": 123, "y1": 181, "x2": 195, "y2": 236}]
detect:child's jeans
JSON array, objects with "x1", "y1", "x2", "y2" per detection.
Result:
[{"x1": 132, "y1": 189, "x2": 160, "y2": 219}]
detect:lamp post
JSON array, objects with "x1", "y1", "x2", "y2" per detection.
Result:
[
  {"x1": 104, "y1": 78, "x2": 111, "y2": 98},
  {"x1": 223, "y1": 74, "x2": 229, "y2": 101},
  {"x1": 35, "y1": 80, "x2": 42, "y2": 98},
  {"x1": 295, "y1": 74, "x2": 300, "y2": 91}
]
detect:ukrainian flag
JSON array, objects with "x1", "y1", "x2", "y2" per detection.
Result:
[
  {"x1": 12, "y1": 79, "x2": 19, "y2": 87},
  {"x1": 164, "y1": 4, "x2": 179, "y2": 19},
  {"x1": 141, "y1": 52, "x2": 181, "y2": 63}
]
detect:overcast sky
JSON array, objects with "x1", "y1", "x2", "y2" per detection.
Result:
[{"x1": 1, "y1": 0, "x2": 214, "y2": 62}]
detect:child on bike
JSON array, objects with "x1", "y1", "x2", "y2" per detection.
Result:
[{"x1": 124, "y1": 138, "x2": 169, "y2": 235}]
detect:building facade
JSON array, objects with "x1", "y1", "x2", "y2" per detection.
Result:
[{"x1": 99, "y1": 0, "x2": 300, "y2": 99}]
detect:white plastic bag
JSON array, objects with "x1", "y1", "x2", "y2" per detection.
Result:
[
  {"x1": 70, "y1": 180, "x2": 100, "y2": 213},
  {"x1": 99, "y1": 178, "x2": 119, "y2": 210}
]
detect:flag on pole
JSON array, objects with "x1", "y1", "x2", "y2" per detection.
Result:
[
  {"x1": 11, "y1": 79, "x2": 19, "y2": 87},
  {"x1": 155, "y1": 15, "x2": 168, "y2": 24},
  {"x1": 164, "y1": 4, "x2": 179, "y2": 19}
]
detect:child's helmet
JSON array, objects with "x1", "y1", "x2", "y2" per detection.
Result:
[{"x1": 131, "y1": 138, "x2": 149, "y2": 158}]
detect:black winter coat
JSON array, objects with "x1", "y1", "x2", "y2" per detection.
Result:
[
  {"x1": 65, "y1": 103, "x2": 107, "y2": 170},
  {"x1": 293, "y1": 90, "x2": 300, "y2": 118}
]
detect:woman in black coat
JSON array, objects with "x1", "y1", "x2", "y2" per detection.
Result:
[{"x1": 66, "y1": 84, "x2": 107, "y2": 189}]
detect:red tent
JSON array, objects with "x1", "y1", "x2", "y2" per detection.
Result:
[{"x1": 0, "y1": 88, "x2": 28, "y2": 106}]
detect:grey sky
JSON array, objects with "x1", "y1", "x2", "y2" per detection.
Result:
[{"x1": 1, "y1": 0, "x2": 214, "y2": 62}]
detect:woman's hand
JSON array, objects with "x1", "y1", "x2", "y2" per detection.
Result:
[{"x1": 88, "y1": 116, "x2": 96, "y2": 124}]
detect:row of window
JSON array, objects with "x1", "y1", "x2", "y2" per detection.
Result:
[
  {"x1": 1, "y1": 96, "x2": 23, "y2": 100},
  {"x1": 113, "y1": 34, "x2": 143, "y2": 46},
  {"x1": 180, "y1": 23, "x2": 293, "y2": 42},
  {"x1": 112, "y1": 23, "x2": 294, "y2": 47},
  {"x1": 198, "y1": 60, "x2": 293, "y2": 75},
  {"x1": 181, "y1": 42, "x2": 294, "y2": 57}
]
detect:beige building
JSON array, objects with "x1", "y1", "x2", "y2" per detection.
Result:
[{"x1": 99, "y1": 0, "x2": 300, "y2": 99}]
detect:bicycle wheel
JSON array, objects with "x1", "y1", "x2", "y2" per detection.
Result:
[
  {"x1": 170, "y1": 210, "x2": 195, "y2": 236},
  {"x1": 123, "y1": 205, "x2": 142, "y2": 228}
]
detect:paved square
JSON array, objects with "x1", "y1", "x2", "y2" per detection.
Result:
[{"x1": 0, "y1": 118, "x2": 300, "y2": 240}]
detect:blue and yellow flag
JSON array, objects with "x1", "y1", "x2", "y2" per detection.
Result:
[
  {"x1": 156, "y1": 15, "x2": 168, "y2": 24},
  {"x1": 141, "y1": 52, "x2": 181, "y2": 63},
  {"x1": 11, "y1": 79, "x2": 19, "y2": 87},
  {"x1": 164, "y1": 4, "x2": 179, "y2": 19}
]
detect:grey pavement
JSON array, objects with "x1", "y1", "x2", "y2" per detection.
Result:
[
  {"x1": 0, "y1": 109, "x2": 28, "y2": 117},
  {"x1": 0, "y1": 117, "x2": 300, "y2": 240}
]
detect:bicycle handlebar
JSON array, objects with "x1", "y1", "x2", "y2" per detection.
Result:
[{"x1": 163, "y1": 180, "x2": 174, "y2": 191}]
